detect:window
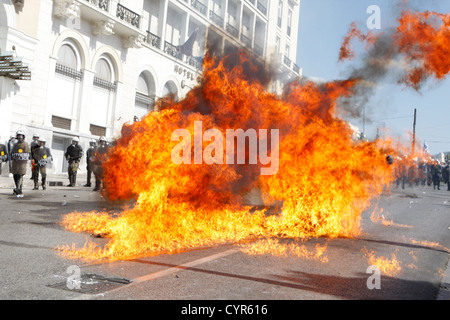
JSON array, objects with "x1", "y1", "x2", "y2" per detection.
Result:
[
  {"x1": 287, "y1": 9, "x2": 292, "y2": 36},
  {"x1": 55, "y1": 42, "x2": 82, "y2": 80},
  {"x1": 95, "y1": 58, "x2": 112, "y2": 82},
  {"x1": 90, "y1": 55, "x2": 116, "y2": 131},
  {"x1": 57, "y1": 44, "x2": 77, "y2": 69},
  {"x1": 93, "y1": 56, "x2": 116, "y2": 91},
  {"x1": 135, "y1": 72, "x2": 156, "y2": 119},
  {"x1": 51, "y1": 40, "x2": 83, "y2": 121},
  {"x1": 277, "y1": 1, "x2": 283, "y2": 28},
  {"x1": 276, "y1": 36, "x2": 281, "y2": 53}
]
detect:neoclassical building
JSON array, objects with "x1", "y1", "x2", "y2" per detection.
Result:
[{"x1": 0, "y1": 0, "x2": 301, "y2": 174}]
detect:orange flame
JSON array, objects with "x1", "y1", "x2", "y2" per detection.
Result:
[
  {"x1": 363, "y1": 248, "x2": 402, "y2": 276},
  {"x1": 340, "y1": 9, "x2": 450, "y2": 90},
  {"x1": 58, "y1": 51, "x2": 396, "y2": 262}
]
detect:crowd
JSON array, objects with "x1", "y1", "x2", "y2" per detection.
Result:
[
  {"x1": 394, "y1": 156, "x2": 450, "y2": 191},
  {"x1": 0, "y1": 130, "x2": 110, "y2": 196}
]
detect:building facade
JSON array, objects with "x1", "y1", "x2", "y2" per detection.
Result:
[{"x1": 0, "y1": 0, "x2": 301, "y2": 175}]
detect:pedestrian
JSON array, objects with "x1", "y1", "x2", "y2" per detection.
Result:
[
  {"x1": 65, "y1": 137, "x2": 83, "y2": 187},
  {"x1": 93, "y1": 136, "x2": 109, "y2": 191},
  {"x1": 0, "y1": 138, "x2": 7, "y2": 176},
  {"x1": 84, "y1": 139, "x2": 96, "y2": 187},
  {"x1": 31, "y1": 137, "x2": 53, "y2": 190},
  {"x1": 431, "y1": 161, "x2": 441, "y2": 190},
  {"x1": 10, "y1": 130, "x2": 31, "y2": 196}
]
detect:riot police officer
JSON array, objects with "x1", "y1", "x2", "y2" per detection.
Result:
[
  {"x1": 11, "y1": 130, "x2": 31, "y2": 195},
  {"x1": 30, "y1": 133, "x2": 40, "y2": 180},
  {"x1": 65, "y1": 137, "x2": 83, "y2": 187},
  {"x1": 32, "y1": 137, "x2": 53, "y2": 190},
  {"x1": 0, "y1": 138, "x2": 7, "y2": 176},
  {"x1": 93, "y1": 136, "x2": 108, "y2": 191},
  {"x1": 84, "y1": 139, "x2": 97, "y2": 187}
]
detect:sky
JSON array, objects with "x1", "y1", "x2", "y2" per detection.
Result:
[{"x1": 296, "y1": 0, "x2": 450, "y2": 156}]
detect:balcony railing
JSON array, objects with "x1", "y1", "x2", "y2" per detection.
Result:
[
  {"x1": 186, "y1": 55, "x2": 202, "y2": 70},
  {"x1": 85, "y1": 0, "x2": 109, "y2": 12},
  {"x1": 209, "y1": 10, "x2": 224, "y2": 28},
  {"x1": 283, "y1": 55, "x2": 291, "y2": 68},
  {"x1": 256, "y1": 1, "x2": 267, "y2": 15},
  {"x1": 116, "y1": 3, "x2": 140, "y2": 28},
  {"x1": 226, "y1": 23, "x2": 239, "y2": 38},
  {"x1": 191, "y1": 0, "x2": 207, "y2": 16},
  {"x1": 146, "y1": 31, "x2": 161, "y2": 49},
  {"x1": 240, "y1": 33, "x2": 252, "y2": 48},
  {"x1": 293, "y1": 63, "x2": 300, "y2": 74},
  {"x1": 164, "y1": 41, "x2": 182, "y2": 60},
  {"x1": 254, "y1": 44, "x2": 263, "y2": 57}
]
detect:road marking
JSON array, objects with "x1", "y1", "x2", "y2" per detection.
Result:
[
  {"x1": 86, "y1": 248, "x2": 240, "y2": 298},
  {"x1": 132, "y1": 248, "x2": 240, "y2": 284}
]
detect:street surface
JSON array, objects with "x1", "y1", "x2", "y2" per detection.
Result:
[{"x1": 0, "y1": 173, "x2": 449, "y2": 304}]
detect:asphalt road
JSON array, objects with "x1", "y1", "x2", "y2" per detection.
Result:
[{"x1": 0, "y1": 173, "x2": 449, "y2": 305}]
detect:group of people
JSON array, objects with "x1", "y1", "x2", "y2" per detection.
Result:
[
  {"x1": 0, "y1": 131, "x2": 109, "y2": 196},
  {"x1": 394, "y1": 158, "x2": 450, "y2": 191}
]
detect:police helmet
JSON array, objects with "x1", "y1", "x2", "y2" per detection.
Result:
[
  {"x1": 16, "y1": 130, "x2": 26, "y2": 138},
  {"x1": 72, "y1": 137, "x2": 80, "y2": 142},
  {"x1": 39, "y1": 137, "x2": 46, "y2": 143},
  {"x1": 99, "y1": 136, "x2": 107, "y2": 142},
  {"x1": 33, "y1": 133, "x2": 39, "y2": 139}
]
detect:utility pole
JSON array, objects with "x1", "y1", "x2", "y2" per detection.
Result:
[{"x1": 412, "y1": 108, "x2": 417, "y2": 156}]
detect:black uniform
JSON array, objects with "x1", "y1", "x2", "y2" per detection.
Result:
[
  {"x1": 85, "y1": 145, "x2": 96, "y2": 187},
  {"x1": 65, "y1": 143, "x2": 83, "y2": 187},
  {"x1": 93, "y1": 143, "x2": 109, "y2": 191}
]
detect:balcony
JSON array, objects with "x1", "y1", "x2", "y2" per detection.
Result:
[
  {"x1": 191, "y1": 0, "x2": 207, "y2": 16},
  {"x1": 254, "y1": 44, "x2": 263, "y2": 57},
  {"x1": 57, "y1": 0, "x2": 146, "y2": 47},
  {"x1": 226, "y1": 23, "x2": 239, "y2": 38},
  {"x1": 146, "y1": 31, "x2": 161, "y2": 49},
  {"x1": 240, "y1": 33, "x2": 252, "y2": 48},
  {"x1": 116, "y1": 3, "x2": 140, "y2": 29},
  {"x1": 164, "y1": 41, "x2": 182, "y2": 60},
  {"x1": 85, "y1": 0, "x2": 109, "y2": 12},
  {"x1": 271, "y1": 53, "x2": 300, "y2": 79},
  {"x1": 210, "y1": 10, "x2": 224, "y2": 28},
  {"x1": 256, "y1": 1, "x2": 267, "y2": 16},
  {"x1": 283, "y1": 55, "x2": 291, "y2": 68}
]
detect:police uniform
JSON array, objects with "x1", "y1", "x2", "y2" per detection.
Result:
[
  {"x1": 11, "y1": 132, "x2": 31, "y2": 195},
  {"x1": 30, "y1": 135, "x2": 40, "y2": 180},
  {"x1": 65, "y1": 138, "x2": 83, "y2": 187},
  {"x1": 0, "y1": 143, "x2": 7, "y2": 175},
  {"x1": 32, "y1": 140, "x2": 52, "y2": 190},
  {"x1": 84, "y1": 140, "x2": 96, "y2": 187},
  {"x1": 93, "y1": 137, "x2": 109, "y2": 191}
]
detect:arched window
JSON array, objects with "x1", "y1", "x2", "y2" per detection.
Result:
[
  {"x1": 90, "y1": 55, "x2": 116, "y2": 136},
  {"x1": 162, "y1": 80, "x2": 178, "y2": 100},
  {"x1": 50, "y1": 40, "x2": 82, "y2": 125},
  {"x1": 134, "y1": 71, "x2": 156, "y2": 120},
  {"x1": 95, "y1": 58, "x2": 112, "y2": 82}
]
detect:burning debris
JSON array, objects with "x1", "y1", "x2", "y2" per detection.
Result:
[{"x1": 59, "y1": 6, "x2": 450, "y2": 264}]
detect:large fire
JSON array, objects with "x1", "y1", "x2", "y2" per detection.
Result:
[{"x1": 59, "y1": 7, "x2": 449, "y2": 265}]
